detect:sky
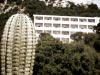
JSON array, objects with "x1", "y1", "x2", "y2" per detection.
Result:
[{"x1": 65, "y1": 0, "x2": 100, "y2": 7}]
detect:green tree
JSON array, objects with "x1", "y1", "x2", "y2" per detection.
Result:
[
  {"x1": 33, "y1": 33, "x2": 64, "y2": 75},
  {"x1": 84, "y1": 33, "x2": 99, "y2": 46},
  {"x1": 8, "y1": 0, "x2": 22, "y2": 5},
  {"x1": 33, "y1": 33, "x2": 100, "y2": 75},
  {"x1": 94, "y1": 40, "x2": 100, "y2": 52},
  {"x1": 94, "y1": 23, "x2": 100, "y2": 35},
  {"x1": 23, "y1": 0, "x2": 46, "y2": 18},
  {"x1": 71, "y1": 32, "x2": 84, "y2": 42},
  {"x1": 93, "y1": 23, "x2": 100, "y2": 52}
]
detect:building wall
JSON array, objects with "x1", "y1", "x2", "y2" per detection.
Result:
[{"x1": 33, "y1": 15, "x2": 100, "y2": 43}]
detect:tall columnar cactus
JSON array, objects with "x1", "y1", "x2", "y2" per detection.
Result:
[{"x1": 0, "y1": 14, "x2": 36, "y2": 75}]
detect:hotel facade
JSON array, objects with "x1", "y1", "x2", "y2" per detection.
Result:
[{"x1": 33, "y1": 15, "x2": 100, "y2": 43}]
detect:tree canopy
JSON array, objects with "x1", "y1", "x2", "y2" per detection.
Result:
[{"x1": 33, "y1": 33, "x2": 100, "y2": 75}]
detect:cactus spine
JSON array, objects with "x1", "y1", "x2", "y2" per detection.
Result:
[{"x1": 0, "y1": 14, "x2": 36, "y2": 75}]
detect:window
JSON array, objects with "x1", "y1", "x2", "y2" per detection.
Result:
[
  {"x1": 35, "y1": 16, "x2": 43, "y2": 20},
  {"x1": 55, "y1": 38, "x2": 60, "y2": 41},
  {"x1": 53, "y1": 31, "x2": 60, "y2": 34},
  {"x1": 62, "y1": 18, "x2": 69, "y2": 21},
  {"x1": 79, "y1": 19, "x2": 86, "y2": 22},
  {"x1": 53, "y1": 17, "x2": 60, "y2": 21},
  {"x1": 71, "y1": 18, "x2": 78, "y2": 21},
  {"x1": 44, "y1": 23, "x2": 52, "y2": 27},
  {"x1": 61, "y1": 38, "x2": 69, "y2": 43},
  {"x1": 35, "y1": 23, "x2": 43, "y2": 27},
  {"x1": 53, "y1": 24, "x2": 60, "y2": 28},
  {"x1": 62, "y1": 31, "x2": 69, "y2": 35},
  {"x1": 79, "y1": 25, "x2": 87, "y2": 29},
  {"x1": 44, "y1": 30, "x2": 51, "y2": 34},
  {"x1": 36, "y1": 30, "x2": 42, "y2": 34},
  {"x1": 70, "y1": 32, "x2": 76, "y2": 35},
  {"x1": 71, "y1": 24, "x2": 78, "y2": 28},
  {"x1": 44, "y1": 17, "x2": 52, "y2": 20},
  {"x1": 62, "y1": 24, "x2": 69, "y2": 28},
  {"x1": 88, "y1": 25, "x2": 94, "y2": 29},
  {"x1": 88, "y1": 19, "x2": 95, "y2": 22}
]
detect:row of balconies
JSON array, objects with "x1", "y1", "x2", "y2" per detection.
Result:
[
  {"x1": 35, "y1": 29, "x2": 93, "y2": 43},
  {"x1": 35, "y1": 23, "x2": 94, "y2": 29},
  {"x1": 35, "y1": 30, "x2": 92, "y2": 35},
  {"x1": 35, "y1": 16, "x2": 96, "y2": 23},
  {"x1": 35, "y1": 30, "x2": 68, "y2": 34}
]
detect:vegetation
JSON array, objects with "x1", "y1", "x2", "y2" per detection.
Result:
[
  {"x1": 33, "y1": 33, "x2": 100, "y2": 75},
  {"x1": 0, "y1": 0, "x2": 100, "y2": 75},
  {"x1": 71, "y1": 32, "x2": 84, "y2": 42}
]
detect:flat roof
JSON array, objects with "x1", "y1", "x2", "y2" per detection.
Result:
[{"x1": 33, "y1": 14, "x2": 99, "y2": 19}]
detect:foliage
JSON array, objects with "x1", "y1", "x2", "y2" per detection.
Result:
[
  {"x1": 23, "y1": 0, "x2": 46, "y2": 18},
  {"x1": 1, "y1": 0, "x2": 100, "y2": 17},
  {"x1": 8, "y1": 0, "x2": 22, "y2": 5},
  {"x1": 94, "y1": 23, "x2": 100, "y2": 35},
  {"x1": 33, "y1": 33, "x2": 100, "y2": 75},
  {"x1": 71, "y1": 32, "x2": 84, "y2": 42},
  {"x1": 94, "y1": 40, "x2": 100, "y2": 52},
  {"x1": 84, "y1": 33, "x2": 99, "y2": 46},
  {"x1": 93, "y1": 23, "x2": 100, "y2": 52}
]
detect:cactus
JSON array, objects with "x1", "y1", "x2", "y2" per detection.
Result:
[{"x1": 0, "y1": 14, "x2": 36, "y2": 75}]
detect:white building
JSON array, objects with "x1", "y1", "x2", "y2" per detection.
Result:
[{"x1": 33, "y1": 15, "x2": 100, "y2": 43}]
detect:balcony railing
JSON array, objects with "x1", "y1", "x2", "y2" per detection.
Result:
[
  {"x1": 62, "y1": 24, "x2": 69, "y2": 28},
  {"x1": 79, "y1": 25, "x2": 87, "y2": 29},
  {"x1": 35, "y1": 16, "x2": 43, "y2": 20},
  {"x1": 35, "y1": 23, "x2": 43, "y2": 27},
  {"x1": 88, "y1": 25, "x2": 94, "y2": 29},
  {"x1": 62, "y1": 31, "x2": 69, "y2": 35},
  {"x1": 53, "y1": 24, "x2": 60, "y2": 28},
  {"x1": 44, "y1": 23, "x2": 52, "y2": 27},
  {"x1": 71, "y1": 24, "x2": 78, "y2": 28},
  {"x1": 53, "y1": 31, "x2": 60, "y2": 34},
  {"x1": 44, "y1": 17, "x2": 52, "y2": 20}
]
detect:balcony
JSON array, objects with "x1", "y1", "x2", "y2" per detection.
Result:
[
  {"x1": 71, "y1": 18, "x2": 78, "y2": 22},
  {"x1": 53, "y1": 24, "x2": 60, "y2": 28},
  {"x1": 62, "y1": 24, "x2": 69, "y2": 28},
  {"x1": 35, "y1": 16, "x2": 43, "y2": 20},
  {"x1": 62, "y1": 31, "x2": 69, "y2": 35},
  {"x1": 79, "y1": 25, "x2": 87, "y2": 29},
  {"x1": 88, "y1": 25, "x2": 94, "y2": 29},
  {"x1": 35, "y1": 23, "x2": 43, "y2": 27},
  {"x1": 88, "y1": 19, "x2": 95, "y2": 22},
  {"x1": 44, "y1": 17, "x2": 52, "y2": 20},
  {"x1": 53, "y1": 31, "x2": 60, "y2": 35},
  {"x1": 70, "y1": 32, "x2": 76, "y2": 35},
  {"x1": 71, "y1": 24, "x2": 78, "y2": 29},
  {"x1": 36, "y1": 30, "x2": 42, "y2": 34},
  {"x1": 79, "y1": 19, "x2": 86, "y2": 22},
  {"x1": 44, "y1": 30, "x2": 51, "y2": 34},
  {"x1": 62, "y1": 18, "x2": 69, "y2": 21},
  {"x1": 53, "y1": 17, "x2": 60, "y2": 21},
  {"x1": 44, "y1": 23, "x2": 52, "y2": 27}
]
